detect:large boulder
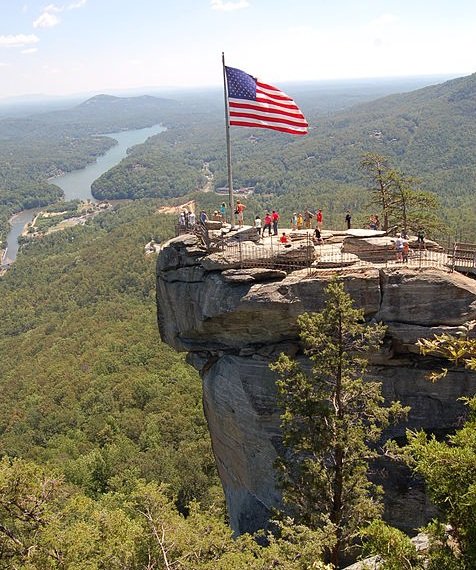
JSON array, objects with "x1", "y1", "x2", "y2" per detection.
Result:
[{"x1": 156, "y1": 235, "x2": 476, "y2": 535}]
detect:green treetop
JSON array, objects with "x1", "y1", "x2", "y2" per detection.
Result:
[{"x1": 272, "y1": 280, "x2": 408, "y2": 568}]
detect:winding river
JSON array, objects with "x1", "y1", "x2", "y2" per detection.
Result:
[{"x1": 3, "y1": 124, "x2": 166, "y2": 264}]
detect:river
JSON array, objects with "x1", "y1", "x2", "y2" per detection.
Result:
[{"x1": 2, "y1": 123, "x2": 166, "y2": 265}]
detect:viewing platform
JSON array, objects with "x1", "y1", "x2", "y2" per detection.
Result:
[{"x1": 174, "y1": 222, "x2": 475, "y2": 277}]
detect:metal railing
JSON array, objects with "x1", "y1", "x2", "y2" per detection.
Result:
[
  {"x1": 450, "y1": 242, "x2": 476, "y2": 273},
  {"x1": 312, "y1": 245, "x2": 451, "y2": 271},
  {"x1": 224, "y1": 237, "x2": 315, "y2": 273},
  {"x1": 173, "y1": 225, "x2": 476, "y2": 275}
]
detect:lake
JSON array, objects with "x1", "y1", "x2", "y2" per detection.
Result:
[{"x1": 3, "y1": 123, "x2": 166, "y2": 264}]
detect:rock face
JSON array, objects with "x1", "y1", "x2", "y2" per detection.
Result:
[{"x1": 156, "y1": 234, "x2": 476, "y2": 535}]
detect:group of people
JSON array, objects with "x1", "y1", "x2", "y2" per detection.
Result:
[
  {"x1": 394, "y1": 228, "x2": 426, "y2": 262},
  {"x1": 181, "y1": 202, "x2": 327, "y2": 242},
  {"x1": 179, "y1": 203, "x2": 429, "y2": 263},
  {"x1": 178, "y1": 209, "x2": 196, "y2": 228},
  {"x1": 253, "y1": 210, "x2": 281, "y2": 236},
  {"x1": 291, "y1": 209, "x2": 323, "y2": 230},
  {"x1": 394, "y1": 233, "x2": 410, "y2": 262}
]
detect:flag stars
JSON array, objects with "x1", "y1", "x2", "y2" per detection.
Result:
[
  {"x1": 225, "y1": 64, "x2": 308, "y2": 135},
  {"x1": 226, "y1": 67, "x2": 257, "y2": 100}
]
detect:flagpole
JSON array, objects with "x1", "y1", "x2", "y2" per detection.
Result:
[{"x1": 222, "y1": 52, "x2": 235, "y2": 226}]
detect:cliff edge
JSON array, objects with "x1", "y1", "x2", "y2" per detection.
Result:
[{"x1": 156, "y1": 231, "x2": 476, "y2": 535}]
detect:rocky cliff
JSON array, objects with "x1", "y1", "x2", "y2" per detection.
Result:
[{"x1": 156, "y1": 233, "x2": 476, "y2": 535}]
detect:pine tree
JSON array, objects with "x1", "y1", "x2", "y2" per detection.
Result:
[{"x1": 272, "y1": 280, "x2": 408, "y2": 568}]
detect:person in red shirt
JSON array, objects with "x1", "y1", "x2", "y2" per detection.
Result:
[
  {"x1": 280, "y1": 232, "x2": 291, "y2": 247},
  {"x1": 272, "y1": 210, "x2": 280, "y2": 235},
  {"x1": 316, "y1": 209, "x2": 323, "y2": 229},
  {"x1": 262, "y1": 212, "x2": 272, "y2": 236}
]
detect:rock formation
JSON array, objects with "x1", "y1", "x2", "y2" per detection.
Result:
[{"x1": 156, "y1": 232, "x2": 476, "y2": 536}]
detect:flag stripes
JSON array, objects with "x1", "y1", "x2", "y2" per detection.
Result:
[{"x1": 225, "y1": 66, "x2": 308, "y2": 136}]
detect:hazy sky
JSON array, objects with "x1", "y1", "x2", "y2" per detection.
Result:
[{"x1": 1, "y1": 0, "x2": 475, "y2": 99}]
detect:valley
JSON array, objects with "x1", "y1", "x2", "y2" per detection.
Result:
[{"x1": 1, "y1": 74, "x2": 475, "y2": 569}]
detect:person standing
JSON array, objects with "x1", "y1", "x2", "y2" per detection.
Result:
[
  {"x1": 304, "y1": 210, "x2": 312, "y2": 229},
  {"x1": 220, "y1": 202, "x2": 227, "y2": 223},
  {"x1": 297, "y1": 212, "x2": 303, "y2": 230},
  {"x1": 262, "y1": 212, "x2": 272, "y2": 236},
  {"x1": 395, "y1": 233, "x2": 404, "y2": 262},
  {"x1": 345, "y1": 211, "x2": 352, "y2": 229},
  {"x1": 291, "y1": 213, "x2": 298, "y2": 230},
  {"x1": 272, "y1": 210, "x2": 280, "y2": 236},
  {"x1": 417, "y1": 228, "x2": 426, "y2": 249},
  {"x1": 316, "y1": 209, "x2": 323, "y2": 229},
  {"x1": 235, "y1": 200, "x2": 246, "y2": 227},
  {"x1": 178, "y1": 211, "x2": 186, "y2": 229},
  {"x1": 402, "y1": 239, "x2": 410, "y2": 263},
  {"x1": 254, "y1": 215, "x2": 262, "y2": 237}
]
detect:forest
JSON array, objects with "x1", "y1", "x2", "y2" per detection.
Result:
[
  {"x1": 1, "y1": 74, "x2": 476, "y2": 567},
  {"x1": 1, "y1": 199, "x2": 475, "y2": 568},
  {"x1": 0, "y1": 200, "x2": 346, "y2": 568}
]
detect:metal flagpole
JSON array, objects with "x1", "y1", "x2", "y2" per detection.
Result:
[{"x1": 222, "y1": 52, "x2": 235, "y2": 227}]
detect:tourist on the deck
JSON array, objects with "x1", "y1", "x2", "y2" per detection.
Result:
[
  {"x1": 403, "y1": 239, "x2": 410, "y2": 263},
  {"x1": 313, "y1": 227, "x2": 323, "y2": 245},
  {"x1": 254, "y1": 215, "x2": 262, "y2": 237},
  {"x1": 200, "y1": 210, "x2": 208, "y2": 224},
  {"x1": 417, "y1": 228, "x2": 426, "y2": 249},
  {"x1": 291, "y1": 213, "x2": 297, "y2": 230},
  {"x1": 213, "y1": 210, "x2": 221, "y2": 221},
  {"x1": 304, "y1": 210, "x2": 312, "y2": 229},
  {"x1": 184, "y1": 209, "x2": 190, "y2": 227},
  {"x1": 280, "y1": 232, "x2": 291, "y2": 247},
  {"x1": 316, "y1": 209, "x2": 323, "y2": 229},
  {"x1": 345, "y1": 211, "x2": 352, "y2": 229},
  {"x1": 235, "y1": 200, "x2": 246, "y2": 227},
  {"x1": 374, "y1": 215, "x2": 381, "y2": 230},
  {"x1": 395, "y1": 233, "x2": 404, "y2": 261},
  {"x1": 179, "y1": 211, "x2": 186, "y2": 228},
  {"x1": 220, "y1": 202, "x2": 227, "y2": 222},
  {"x1": 297, "y1": 212, "x2": 304, "y2": 230},
  {"x1": 262, "y1": 212, "x2": 272, "y2": 236},
  {"x1": 188, "y1": 210, "x2": 196, "y2": 226},
  {"x1": 272, "y1": 210, "x2": 280, "y2": 235}
]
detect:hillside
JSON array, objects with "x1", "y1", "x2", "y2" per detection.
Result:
[
  {"x1": 301, "y1": 72, "x2": 476, "y2": 192},
  {"x1": 0, "y1": 201, "x2": 219, "y2": 508},
  {"x1": 2, "y1": 75, "x2": 476, "y2": 246},
  {"x1": 0, "y1": 94, "x2": 180, "y2": 242},
  {"x1": 90, "y1": 73, "x2": 476, "y2": 239},
  {"x1": 1, "y1": 200, "x2": 352, "y2": 568}
]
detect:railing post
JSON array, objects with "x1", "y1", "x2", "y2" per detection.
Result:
[{"x1": 451, "y1": 242, "x2": 457, "y2": 273}]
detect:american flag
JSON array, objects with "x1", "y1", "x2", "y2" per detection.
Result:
[{"x1": 225, "y1": 66, "x2": 308, "y2": 136}]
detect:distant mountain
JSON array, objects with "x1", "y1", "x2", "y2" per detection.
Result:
[
  {"x1": 0, "y1": 93, "x2": 182, "y2": 143},
  {"x1": 32, "y1": 93, "x2": 178, "y2": 134}
]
